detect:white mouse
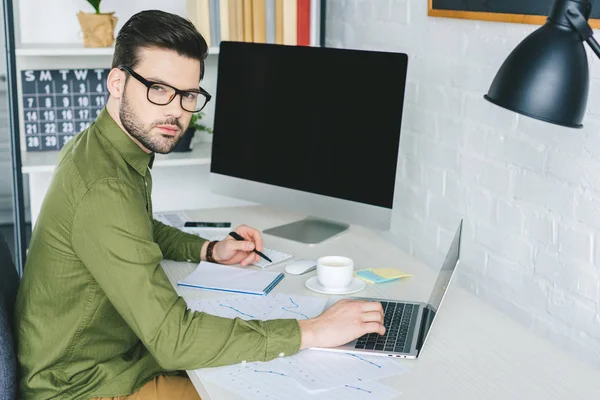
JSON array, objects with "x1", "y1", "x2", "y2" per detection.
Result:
[{"x1": 285, "y1": 259, "x2": 317, "y2": 275}]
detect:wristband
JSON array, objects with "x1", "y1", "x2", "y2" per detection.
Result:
[{"x1": 206, "y1": 240, "x2": 219, "y2": 263}]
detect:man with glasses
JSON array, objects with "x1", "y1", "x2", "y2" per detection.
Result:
[{"x1": 14, "y1": 10, "x2": 385, "y2": 400}]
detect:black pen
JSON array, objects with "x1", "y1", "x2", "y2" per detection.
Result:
[{"x1": 228, "y1": 231, "x2": 273, "y2": 263}]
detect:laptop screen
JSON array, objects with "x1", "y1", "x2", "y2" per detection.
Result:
[{"x1": 427, "y1": 220, "x2": 462, "y2": 312}]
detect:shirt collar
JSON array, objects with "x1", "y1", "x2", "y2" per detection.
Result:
[{"x1": 95, "y1": 108, "x2": 154, "y2": 176}]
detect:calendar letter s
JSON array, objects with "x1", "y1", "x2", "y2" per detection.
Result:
[{"x1": 24, "y1": 70, "x2": 35, "y2": 82}]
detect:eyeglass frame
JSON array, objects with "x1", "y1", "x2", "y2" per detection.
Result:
[{"x1": 118, "y1": 65, "x2": 212, "y2": 113}]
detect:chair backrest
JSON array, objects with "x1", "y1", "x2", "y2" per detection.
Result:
[{"x1": 0, "y1": 233, "x2": 19, "y2": 400}]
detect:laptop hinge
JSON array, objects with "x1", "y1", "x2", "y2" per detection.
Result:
[{"x1": 416, "y1": 306, "x2": 436, "y2": 351}]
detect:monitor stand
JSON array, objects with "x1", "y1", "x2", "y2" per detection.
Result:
[{"x1": 263, "y1": 217, "x2": 349, "y2": 245}]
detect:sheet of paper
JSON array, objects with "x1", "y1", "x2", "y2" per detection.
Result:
[
  {"x1": 185, "y1": 293, "x2": 327, "y2": 321},
  {"x1": 153, "y1": 211, "x2": 189, "y2": 228},
  {"x1": 198, "y1": 350, "x2": 409, "y2": 392},
  {"x1": 256, "y1": 350, "x2": 409, "y2": 391},
  {"x1": 198, "y1": 364, "x2": 402, "y2": 400},
  {"x1": 186, "y1": 295, "x2": 280, "y2": 320},
  {"x1": 189, "y1": 293, "x2": 408, "y2": 395}
]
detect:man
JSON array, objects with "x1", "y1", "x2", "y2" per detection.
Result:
[{"x1": 14, "y1": 10, "x2": 385, "y2": 400}]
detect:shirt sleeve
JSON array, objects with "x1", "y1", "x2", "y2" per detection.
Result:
[
  {"x1": 152, "y1": 219, "x2": 205, "y2": 262},
  {"x1": 71, "y1": 178, "x2": 301, "y2": 370}
]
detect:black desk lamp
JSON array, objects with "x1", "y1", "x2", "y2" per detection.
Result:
[{"x1": 484, "y1": 0, "x2": 600, "y2": 128}]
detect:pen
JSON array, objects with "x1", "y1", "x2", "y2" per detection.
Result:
[{"x1": 228, "y1": 231, "x2": 273, "y2": 263}]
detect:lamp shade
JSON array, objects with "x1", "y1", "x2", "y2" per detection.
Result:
[{"x1": 484, "y1": 23, "x2": 589, "y2": 128}]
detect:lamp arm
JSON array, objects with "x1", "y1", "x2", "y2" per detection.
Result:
[
  {"x1": 586, "y1": 35, "x2": 600, "y2": 59},
  {"x1": 566, "y1": 6, "x2": 600, "y2": 59}
]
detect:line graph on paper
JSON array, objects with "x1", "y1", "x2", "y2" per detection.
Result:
[
  {"x1": 218, "y1": 303, "x2": 255, "y2": 319},
  {"x1": 184, "y1": 293, "x2": 327, "y2": 322},
  {"x1": 265, "y1": 294, "x2": 327, "y2": 321},
  {"x1": 263, "y1": 350, "x2": 409, "y2": 391},
  {"x1": 347, "y1": 353, "x2": 382, "y2": 368},
  {"x1": 197, "y1": 362, "x2": 403, "y2": 400},
  {"x1": 253, "y1": 369, "x2": 288, "y2": 377},
  {"x1": 186, "y1": 293, "x2": 408, "y2": 398},
  {"x1": 185, "y1": 295, "x2": 279, "y2": 320},
  {"x1": 280, "y1": 297, "x2": 310, "y2": 319}
]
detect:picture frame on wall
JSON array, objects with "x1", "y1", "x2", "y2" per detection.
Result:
[{"x1": 428, "y1": 0, "x2": 600, "y2": 29}]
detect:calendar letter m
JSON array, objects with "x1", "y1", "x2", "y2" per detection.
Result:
[{"x1": 39, "y1": 70, "x2": 52, "y2": 81}]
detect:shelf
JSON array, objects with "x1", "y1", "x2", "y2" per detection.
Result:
[
  {"x1": 16, "y1": 44, "x2": 220, "y2": 57},
  {"x1": 21, "y1": 142, "x2": 212, "y2": 174}
]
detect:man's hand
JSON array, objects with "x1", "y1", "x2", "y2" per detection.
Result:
[
  {"x1": 298, "y1": 299, "x2": 385, "y2": 349},
  {"x1": 211, "y1": 224, "x2": 265, "y2": 266}
]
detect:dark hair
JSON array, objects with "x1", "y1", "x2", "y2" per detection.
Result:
[{"x1": 112, "y1": 10, "x2": 208, "y2": 80}]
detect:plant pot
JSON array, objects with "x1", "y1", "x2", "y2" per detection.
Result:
[
  {"x1": 76, "y1": 11, "x2": 118, "y2": 48},
  {"x1": 172, "y1": 128, "x2": 195, "y2": 152}
]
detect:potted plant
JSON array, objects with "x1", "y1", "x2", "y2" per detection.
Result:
[
  {"x1": 173, "y1": 112, "x2": 213, "y2": 152},
  {"x1": 77, "y1": 0, "x2": 118, "y2": 48}
]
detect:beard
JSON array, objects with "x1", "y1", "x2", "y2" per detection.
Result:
[{"x1": 119, "y1": 90, "x2": 184, "y2": 154}]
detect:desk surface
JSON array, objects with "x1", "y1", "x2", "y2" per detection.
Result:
[{"x1": 161, "y1": 206, "x2": 600, "y2": 400}]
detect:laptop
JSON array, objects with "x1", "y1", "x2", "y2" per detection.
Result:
[{"x1": 313, "y1": 220, "x2": 462, "y2": 359}]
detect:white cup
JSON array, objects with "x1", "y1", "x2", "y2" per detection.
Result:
[{"x1": 317, "y1": 256, "x2": 354, "y2": 290}]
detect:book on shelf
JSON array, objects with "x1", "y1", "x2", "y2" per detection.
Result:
[
  {"x1": 187, "y1": 0, "x2": 213, "y2": 46},
  {"x1": 186, "y1": 0, "x2": 321, "y2": 48},
  {"x1": 209, "y1": 0, "x2": 221, "y2": 46},
  {"x1": 233, "y1": 0, "x2": 244, "y2": 41},
  {"x1": 252, "y1": 0, "x2": 267, "y2": 43},
  {"x1": 275, "y1": 0, "x2": 284, "y2": 44},
  {"x1": 297, "y1": 0, "x2": 310, "y2": 46},
  {"x1": 282, "y1": 0, "x2": 297, "y2": 45},
  {"x1": 266, "y1": 0, "x2": 276, "y2": 43},
  {"x1": 243, "y1": 0, "x2": 254, "y2": 42},
  {"x1": 219, "y1": 0, "x2": 230, "y2": 41}
]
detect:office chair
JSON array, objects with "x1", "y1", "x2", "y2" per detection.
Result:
[{"x1": 0, "y1": 232, "x2": 19, "y2": 400}]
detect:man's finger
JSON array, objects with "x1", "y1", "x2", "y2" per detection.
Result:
[
  {"x1": 228, "y1": 240, "x2": 254, "y2": 252},
  {"x1": 363, "y1": 322, "x2": 386, "y2": 336},
  {"x1": 238, "y1": 226, "x2": 265, "y2": 252},
  {"x1": 358, "y1": 300, "x2": 385, "y2": 313},
  {"x1": 240, "y1": 252, "x2": 256, "y2": 266},
  {"x1": 362, "y1": 311, "x2": 385, "y2": 324}
]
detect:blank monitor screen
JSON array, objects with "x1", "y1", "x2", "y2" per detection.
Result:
[{"x1": 211, "y1": 41, "x2": 407, "y2": 214}]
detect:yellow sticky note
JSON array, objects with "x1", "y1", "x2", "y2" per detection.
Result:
[{"x1": 371, "y1": 268, "x2": 412, "y2": 279}]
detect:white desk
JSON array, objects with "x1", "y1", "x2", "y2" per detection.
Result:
[{"x1": 161, "y1": 206, "x2": 600, "y2": 400}]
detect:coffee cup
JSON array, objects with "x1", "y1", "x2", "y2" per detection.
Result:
[{"x1": 316, "y1": 256, "x2": 354, "y2": 290}]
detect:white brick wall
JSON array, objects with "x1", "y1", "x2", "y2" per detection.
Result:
[{"x1": 327, "y1": 0, "x2": 600, "y2": 367}]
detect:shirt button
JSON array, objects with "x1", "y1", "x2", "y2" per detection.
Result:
[
  {"x1": 279, "y1": 352, "x2": 285, "y2": 357},
  {"x1": 241, "y1": 360, "x2": 246, "y2": 364}
]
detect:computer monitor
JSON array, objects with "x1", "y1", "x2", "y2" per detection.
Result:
[{"x1": 210, "y1": 42, "x2": 408, "y2": 244}]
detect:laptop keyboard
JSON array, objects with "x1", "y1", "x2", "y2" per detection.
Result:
[{"x1": 354, "y1": 302, "x2": 417, "y2": 353}]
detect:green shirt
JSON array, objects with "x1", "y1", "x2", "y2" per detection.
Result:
[{"x1": 14, "y1": 109, "x2": 301, "y2": 400}]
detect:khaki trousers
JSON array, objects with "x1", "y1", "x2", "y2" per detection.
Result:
[{"x1": 93, "y1": 375, "x2": 201, "y2": 400}]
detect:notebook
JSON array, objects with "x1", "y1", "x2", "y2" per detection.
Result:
[{"x1": 177, "y1": 261, "x2": 284, "y2": 296}]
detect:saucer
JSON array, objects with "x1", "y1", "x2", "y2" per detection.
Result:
[{"x1": 305, "y1": 276, "x2": 366, "y2": 295}]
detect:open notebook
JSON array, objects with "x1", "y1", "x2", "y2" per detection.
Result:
[{"x1": 177, "y1": 261, "x2": 284, "y2": 296}]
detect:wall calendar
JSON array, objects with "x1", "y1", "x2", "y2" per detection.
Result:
[{"x1": 21, "y1": 68, "x2": 109, "y2": 151}]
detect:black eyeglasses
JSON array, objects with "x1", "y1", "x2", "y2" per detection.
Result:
[{"x1": 119, "y1": 65, "x2": 212, "y2": 113}]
